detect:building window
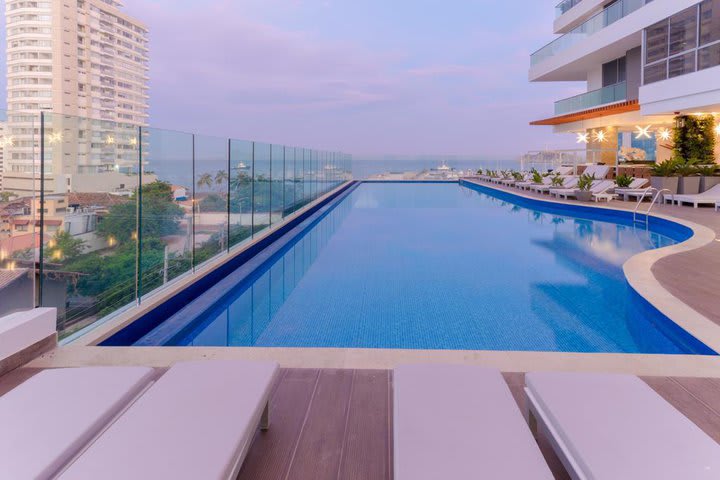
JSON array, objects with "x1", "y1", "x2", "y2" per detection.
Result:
[{"x1": 643, "y1": 1, "x2": 720, "y2": 84}]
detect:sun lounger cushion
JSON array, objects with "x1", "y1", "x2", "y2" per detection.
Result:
[
  {"x1": 394, "y1": 364, "x2": 552, "y2": 480},
  {"x1": 0, "y1": 366, "x2": 155, "y2": 480},
  {"x1": 58, "y1": 360, "x2": 279, "y2": 480},
  {"x1": 525, "y1": 371, "x2": 720, "y2": 479}
]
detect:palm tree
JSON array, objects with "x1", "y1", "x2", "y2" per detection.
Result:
[
  {"x1": 196, "y1": 173, "x2": 213, "y2": 190},
  {"x1": 230, "y1": 172, "x2": 250, "y2": 190},
  {"x1": 215, "y1": 170, "x2": 228, "y2": 190}
]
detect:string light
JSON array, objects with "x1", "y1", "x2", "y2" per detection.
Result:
[
  {"x1": 658, "y1": 128, "x2": 672, "y2": 141},
  {"x1": 105, "y1": 135, "x2": 115, "y2": 145},
  {"x1": 635, "y1": 125, "x2": 652, "y2": 139},
  {"x1": 593, "y1": 130, "x2": 607, "y2": 143},
  {"x1": 576, "y1": 132, "x2": 590, "y2": 144}
]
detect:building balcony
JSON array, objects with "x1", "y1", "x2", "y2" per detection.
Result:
[
  {"x1": 556, "y1": 0, "x2": 584, "y2": 18},
  {"x1": 532, "y1": 0, "x2": 648, "y2": 67},
  {"x1": 555, "y1": 81, "x2": 627, "y2": 115}
]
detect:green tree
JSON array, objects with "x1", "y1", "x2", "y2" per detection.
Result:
[
  {"x1": 0, "y1": 191, "x2": 17, "y2": 202},
  {"x1": 47, "y1": 230, "x2": 87, "y2": 262},
  {"x1": 196, "y1": 173, "x2": 213, "y2": 190},
  {"x1": 97, "y1": 181, "x2": 184, "y2": 244},
  {"x1": 673, "y1": 115, "x2": 716, "y2": 163},
  {"x1": 215, "y1": 170, "x2": 228, "y2": 189}
]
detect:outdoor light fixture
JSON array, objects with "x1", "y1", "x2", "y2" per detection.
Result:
[
  {"x1": 593, "y1": 130, "x2": 607, "y2": 142},
  {"x1": 635, "y1": 125, "x2": 652, "y2": 139},
  {"x1": 106, "y1": 135, "x2": 115, "y2": 145},
  {"x1": 716, "y1": 124, "x2": 720, "y2": 136},
  {"x1": 658, "y1": 128, "x2": 672, "y2": 141},
  {"x1": 576, "y1": 132, "x2": 589, "y2": 144},
  {"x1": 48, "y1": 132, "x2": 63, "y2": 144}
]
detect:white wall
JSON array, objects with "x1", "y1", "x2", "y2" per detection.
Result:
[{"x1": 640, "y1": 65, "x2": 720, "y2": 116}]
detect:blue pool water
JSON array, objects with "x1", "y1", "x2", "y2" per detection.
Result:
[{"x1": 132, "y1": 182, "x2": 714, "y2": 354}]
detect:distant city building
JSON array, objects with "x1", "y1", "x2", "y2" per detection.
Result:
[
  {"x1": 530, "y1": 0, "x2": 720, "y2": 164},
  {"x1": 0, "y1": 121, "x2": 6, "y2": 191},
  {"x1": 4, "y1": 0, "x2": 150, "y2": 194}
]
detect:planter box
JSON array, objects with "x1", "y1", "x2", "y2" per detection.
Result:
[
  {"x1": 700, "y1": 176, "x2": 720, "y2": 192},
  {"x1": 650, "y1": 176, "x2": 678, "y2": 196},
  {"x1": 575, "y1": 190, "x2": 593, "y2": 202},
  {"x1": 677, "y1": 176, "x2": 701, "y2": 195}
]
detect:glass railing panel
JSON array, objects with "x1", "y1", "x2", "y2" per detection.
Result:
[
  {"x1": 140, "y1": 127, "x2": 193, "y2": 300},
  {"x1": 283, "y1": 146, "x2": 298, "y2": 215},
  {"x1": 554, "y1": 81, "x2": 627, "y2": 115},
  {"x1": 0, "y1": 107, "x2": 37, "y2": 318},
  {"x1": 193, "y1": 134, "x2": 228, "y2": 264},
  {"x1": 533, "y1": 0, "x2": 649, "y2": 66},
  {"x1": 228, "y1": 139, "x2": 253, "y2": 249},
  {"x1": 270, "y1": 144, "x2": 284, "y2": 226},
  {"x1": 39, "y1": 112, "x2": 140, "y2": 336},
  {"x1": 253, "y1": 142, "x2": 271, "y2": 235},
  {"x1": 556, "y1": 0, "x2": 583, "y2": 18}
]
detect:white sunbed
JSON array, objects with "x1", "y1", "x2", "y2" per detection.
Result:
[
  {"x1": 0, "y1": 366, "x2": 155, "y2": 479},
  {"x1": 394, "y1": 364, "x2": 553, "y2": 480},
  {"x1": 532, "y1": 177, "x2": 579, "y2": 194},
  {"x1": 551, "y1": 180, "x2": 613, "y2": 200},
  {"x1": 553, "y1": 166, "x2": 574, "y2": 176},
  {"x1": 517, "y1": 177, "x2": 550, "y2": 190},
  {"x1": 665, "y1": 184, "x2": 720, "y2": 208},
  {"x1": 525, "y1": 371, "x2": 720, "y2": 480},
  {"x1": 613, "y1": 178, "x2": 650, "y2": 201},
  {"x1": 58, "y1": 360, "x2": 278, "y2": 480}
]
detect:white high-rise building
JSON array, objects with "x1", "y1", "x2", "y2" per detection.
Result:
[
  {"x1": 4, "y1": 0, "x2": 149, "y2": 193},
  {"x1": 530, "y1": 0, "x2": 720, "y2": 165}
]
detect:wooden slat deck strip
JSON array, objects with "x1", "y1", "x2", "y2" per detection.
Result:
[{"x1": 1, "y1": 367, "x2": 720, "y2": 479}]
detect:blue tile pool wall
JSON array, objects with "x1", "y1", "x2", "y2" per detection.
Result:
[{"x1": 109, "y1": 181, "x2": 716, "y2": 355}]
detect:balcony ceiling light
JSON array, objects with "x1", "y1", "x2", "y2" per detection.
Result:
[
  {"x1": 635, "y1": 125, "x2": 652, "y2": 140},
  {"x1": 576, "y1": 132, "x2": 590, "y2": 144},
  {"x1": 658, "y1": 128, "x2": 672, "y2": 142},
  {"x1": 716, "y1": 124, "x2": 720, "y2": 136},
  {"x1": 592, "y1": 130, "x2": 607, "y2": 143}
]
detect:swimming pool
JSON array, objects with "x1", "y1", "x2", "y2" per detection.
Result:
[{"x1": 109, "y1": 182, "x2": 715, "y2": 354}]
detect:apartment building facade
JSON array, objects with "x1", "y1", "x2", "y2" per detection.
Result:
[
  {"x1": 3, "y1": 0, "x2": 149, "y2": 194},
  {"x1": 530, "y1": 0, "x2": 720, "y2": 164}
]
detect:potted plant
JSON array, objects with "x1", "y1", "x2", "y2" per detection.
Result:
[
  {"x1": 615, "y1": 173, "x2": 634, "y2": 188},
  {"x1": 675, "y1": 158, "x2": 701, "y2": 194},
  {"x1": 649, "y1": 158, "x2": 679, "y2": 194},
  {"x1": 550, "y1": 175, "x2": 565, "y2": 188},
  {"x1": 696, "y1": 164, "x2": 720, "y2": 192},
  {"x1": 574, "y1": 174, "x2": 594, "y2": 202}
]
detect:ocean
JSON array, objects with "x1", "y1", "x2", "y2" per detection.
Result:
[{"x1": 351, "y1": 157, "x2": 522, "y2": 179}]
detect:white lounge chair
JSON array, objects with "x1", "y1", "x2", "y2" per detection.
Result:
[
  {"x1": 0, "y1": 366, "x2": 155, "y2": 479},
  {"x1": 614, "y1": 178, "x2": 650, "y2": 201},
  {"x1": 553, "y1": 166, "x2": 574, "y2": 176},
  {"x1": 394, "y1": 364, "x2": 552, "y2": 480},
  {"x1": 58, "y1": 360, "x2": 278, "y2": 479},
  {"x1": 665, "y1": 184, "x2": 720, "y2": 208},
  {"x1": 525, "y1": 372, "x2": 720, "y2": 480},
  {"x1": 532, "y1": 177, "x2": 579, "y2": 194},
  {"x1": 551, "y1": 180, "x2": 614, "y2": 199}
]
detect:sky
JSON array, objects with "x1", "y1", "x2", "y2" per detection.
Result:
[{"x1": 2, "y1": 0, "x2": 583, "y2": 158}]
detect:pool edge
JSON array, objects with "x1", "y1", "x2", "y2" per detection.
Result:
[{"x1": 460, "y1": 178, "x2": 720, "y2": 354}]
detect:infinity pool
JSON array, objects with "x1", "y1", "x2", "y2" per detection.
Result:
[{"x1": 126, "y1": 182, "x2": 714, "y2": 354}]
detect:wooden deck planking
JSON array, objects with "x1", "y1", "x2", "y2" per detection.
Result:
[
  {"x1": 282, "y1": 369, "x2": 354, "y2": 480},
  {"x1": 238, "y1": 369, "x2": 321, "y2": 480}
]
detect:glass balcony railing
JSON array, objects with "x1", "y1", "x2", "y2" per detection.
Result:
[
  {"x1": 554, "y1": 81, "x2": 627, "y2": 115},
  {"x1": 0, "y1": 109, "x2": 352, "y2": 339},
  {"x1": 556, "y1": 0, "x2": 584, "y2": 18},
  {"x1": 533, "y1": 0, "x2": 649, "y2": 66}
]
